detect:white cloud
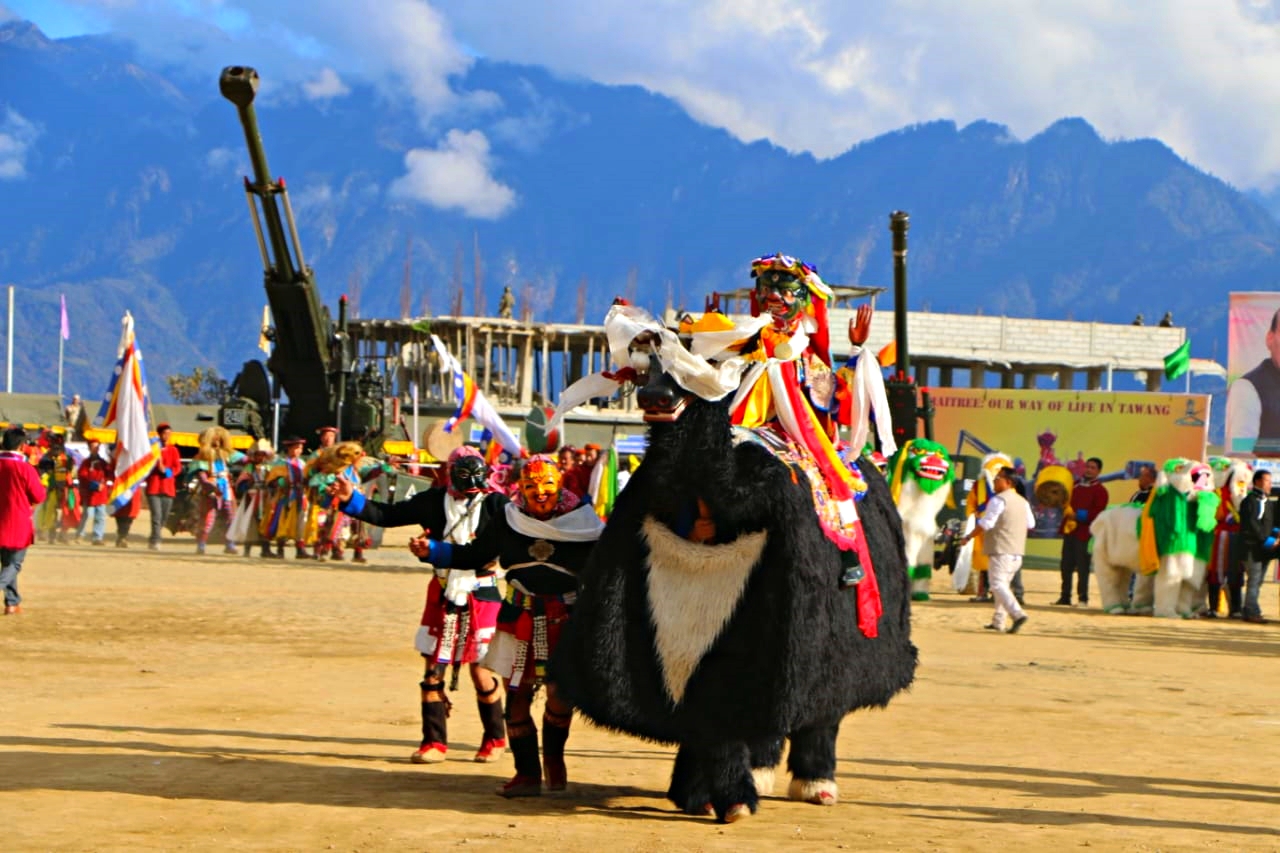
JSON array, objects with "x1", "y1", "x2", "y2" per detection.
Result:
[
  {"x1": 433, "y1": 0, "x2": 1280, "y2": 190},
  {"x1": 388, "y1": 129, "x2": 516, "y2": 219},
  {"x1": 51, "y1": 1, "x2": 1280, "y2": 189},
  {"x1": 302, "y1": 67, "x2": 350, "y2": 100},
  {"x1": 0, "y1": 107, "x2": 39, "y2": 179}
]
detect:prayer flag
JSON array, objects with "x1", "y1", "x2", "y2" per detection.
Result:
[
  {"x1": 1163, "y1": 339, "x2": 1191, "y2": 381},
  {"x1": 60, "y1": 294, "x2": 70, "y2": 340},
  {"x1": 97, "y1": 312, "x2": 161, "y2": 512},
  {"x1": 429, "y1": 334, "x2": 523, "y2": 456},
  {"x1": 876, "y1": 340, "x2": 897, "y2": 368}
]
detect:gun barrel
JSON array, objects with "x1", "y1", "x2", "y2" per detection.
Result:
[{"x1": 219, "y1": 65, "x2": 296, "y2": 283}]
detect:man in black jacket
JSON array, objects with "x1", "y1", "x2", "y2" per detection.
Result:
[
  {"x1": 332, "y1": 447, "x2": 511, "y2": 763},
  {"x1": 1236, "y1": 469, "x2": 1275, "y2": 624}
]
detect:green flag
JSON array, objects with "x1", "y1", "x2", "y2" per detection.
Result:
[{"x1": 1163, "y1": 339, "x2": 1191, "y2": 381}]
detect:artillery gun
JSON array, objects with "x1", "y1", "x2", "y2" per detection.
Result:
[{"x1": 217, "y1": 65, "x2": 401, "y2": 448}]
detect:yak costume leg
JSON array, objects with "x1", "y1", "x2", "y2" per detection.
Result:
[
  {"x1": 697, "y1": 740, "x2": 756, "y2": 823},
  {"x1": 786, "y1": 723, "x2": 840, "y2": 805},
  {"x1": 668, "y1": 746, "x2": 713, "y2": 816}
]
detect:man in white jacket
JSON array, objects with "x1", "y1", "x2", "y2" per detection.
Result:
[{"x1": 962, "y1": 466, "x2": 1034, "y2": 634}]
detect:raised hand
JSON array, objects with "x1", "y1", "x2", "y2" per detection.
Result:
[
  {"x1": 327, "y1": 474, "x2": 356, "y2": 503},
  {"x1": 848, "y1": 303, "x2": 873, "y2": 347}
]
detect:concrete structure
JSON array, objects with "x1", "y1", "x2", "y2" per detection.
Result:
[{"x1": 349, "y1": 309, "x2": 1222, "y2": 432}]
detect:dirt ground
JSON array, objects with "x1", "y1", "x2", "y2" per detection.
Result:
[{"x1": 2, "y1": 520, "x2": 1278, "y2": 853}]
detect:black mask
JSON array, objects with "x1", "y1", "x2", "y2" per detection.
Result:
[{"x1": 449, "y1": 456, "x2": 488, "y2": 494}]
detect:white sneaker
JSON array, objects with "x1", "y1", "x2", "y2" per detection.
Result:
[{"x1": 1074, "y1": 601, "x2": 1089, "y2": 609}]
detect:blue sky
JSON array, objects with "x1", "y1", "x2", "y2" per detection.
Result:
[{"x1": 7, "y1": 0, "x2": 1280, "y2": 192}]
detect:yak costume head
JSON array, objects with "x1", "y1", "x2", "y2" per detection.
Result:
[
  {"x1": 1162, "y1": 457, "x2": 1213, "y2": 496},
  {"x1": 888, "y1": 439, "x2": 954, "y2": 501},
  {"x1": 1034, "y1": 464, "x2": 1074, "y2": 509},
  {"x1": 1209, "y1": 455, "x2": 1253, "y2": 512},
  {"x1": 447, "y1": 446, "x2": 489, "y2": 498},
  {"x1": 972, "y1": 451, "x2": 1014, "y2": 510},
  {"x1": 514, "y1": 454, "x2": 579, "y2": 519}
]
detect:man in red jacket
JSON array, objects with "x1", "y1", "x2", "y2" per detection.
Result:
[
  {"x1": 1054, "y1": 456, "x2": 1110, "y2": 607},
  {"x1": 76, "y1": 437, "x2": 112, "y2": 545},
  {"x1": 0, "y1": 426, "x2": 48, "y2": 614},
  {"x1": 146, "y1": 423, "x2": 182, "y2": 550}
]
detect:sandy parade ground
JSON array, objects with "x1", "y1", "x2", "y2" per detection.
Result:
[{"x1": 2, "y1": 519, "x2": 1279, "y2": 853}]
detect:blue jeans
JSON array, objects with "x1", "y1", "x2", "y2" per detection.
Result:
[
  {"x1": 78, "y1": 505, "x2": 107, "y2": 542},
  {"x1": 1242, "y1": 559, "x2": 1267, "y2": 618},
  {"x1": 0, "y1": 547, "x2": 27, "y2": 607}
]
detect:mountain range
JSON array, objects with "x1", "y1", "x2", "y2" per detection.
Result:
[{"x1": 2, "y1": 17, "x2": 1277, "y2": 418}]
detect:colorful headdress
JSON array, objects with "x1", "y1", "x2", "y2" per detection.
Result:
[{"x1": 748, "y1": 253, "x2": 835, "y2": 366}]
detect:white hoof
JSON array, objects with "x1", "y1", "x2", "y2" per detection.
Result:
[
  {"x1": 787, "y1": 777, "x2": 838, "y2": 806},
  {"x1": 751, "y1": 767, "x2": 776, "y2": 796}
]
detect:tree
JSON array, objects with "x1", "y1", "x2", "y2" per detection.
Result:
[{"x1": 167, "y1": 367, "x2": 228, "y2": 405}]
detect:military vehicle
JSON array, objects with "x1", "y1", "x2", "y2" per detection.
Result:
[{"x1": 216, "y1": 65, "x2": 404, "y2": 450}]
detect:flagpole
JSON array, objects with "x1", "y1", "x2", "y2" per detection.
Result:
[
  {"x1": 58, "y1": 333, "x2": 64, "y2": 399},
  {"x1": 5, "y1": 285, "x2": 12, "y2": 394}
]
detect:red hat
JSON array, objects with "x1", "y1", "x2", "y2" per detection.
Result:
[
  {"x1": 316, "y1": 426, "x2": 338, "y2": 435},
  {"x1": 156, "y1": 422, "x2": 172, "y2": 432},
  {"x1": 282, "y1": 436, "x2": 307, "y2": 446}
]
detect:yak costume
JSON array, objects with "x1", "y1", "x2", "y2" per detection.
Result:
[
  {"x1": 550, "y1": 303, "x2": 916, "y2": 824},
  {"x1": 340, "y1": 445, "x2": 510, "y2": 764},
  {"x1": 417, "y1": 455, "x2": 604, "y2": 798},
  {"x1": 888, "y1": 439, "x2": 956, "y2": 601},
  {"x1": 1092, "y1": 458, "x2": 1219, "y2": 617}
]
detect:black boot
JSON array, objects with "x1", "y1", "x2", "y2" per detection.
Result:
[
  {"x1": 542, "y1": 709, "x2": 571, "y2": 792},
  {"x1": 474, "y1": 699, "x2": 507, "y2": 762},
  {"x1": 410, "y1": 681, "x2": 449, "y2": 764}
]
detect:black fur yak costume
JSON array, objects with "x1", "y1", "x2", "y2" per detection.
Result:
[{"x1": 551, "y1": 349, "x2": 917, "y2": 823}]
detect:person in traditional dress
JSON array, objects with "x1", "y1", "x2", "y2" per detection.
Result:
[
  {"x1": 304, "y1": 426, "x2": 346, "y2": 560},
  {"x1": 719, "y1": 252, "x2": 895, "y2": 583},
  {"x1": 410, "y1": 455, "x2": 604, "y2": 797},
  {"x1": 262, "y1": 436, "x2": 310, "y2": 558},
  {"x1": 230, "y1": 439, "x2": 276, "y2": 558},
  {"x1": 333, "y1": 445, "x2": 510, "y2": 764},
  {"x1": 193, "y1": 426, "x2": 243, "y2": 555},
  {"x1": 35, "y1": 432, "x2": 77, "y2": 544}
]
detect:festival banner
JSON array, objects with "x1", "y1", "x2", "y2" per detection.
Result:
[
  {"x1": 929, "y1": 388, "x2": 1209, "y2": 557},
  {"x1": 96, "y1": 312, "x2": 161, "y2": 512},
  {"x1": 1225, "y1": 292, "x2": 1280, "y2": 455}
]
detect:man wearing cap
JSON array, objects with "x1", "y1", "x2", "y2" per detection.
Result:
[
  {"x1": 76, "y1": 437, "x2": 112, "y2": 545},
  {"x1": 146, "y1": 423, "x2": 182, "y2": 550},
  {"x1": 264, "y1": 437, "x2": 311, "y2": 558}
]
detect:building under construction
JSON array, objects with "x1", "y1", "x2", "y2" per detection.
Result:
[{"x1": 347, "y1": 294, "x2": 1223, "y2": 448}]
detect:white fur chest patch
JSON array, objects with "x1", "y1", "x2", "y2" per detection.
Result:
[{"x1": 640, "y1": 515, "x2": 767, "y2": 704}]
